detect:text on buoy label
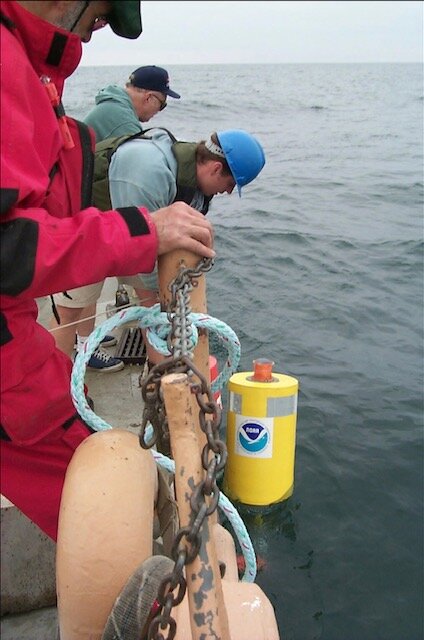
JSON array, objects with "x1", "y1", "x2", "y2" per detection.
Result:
[{"x1": 235, "y1": 416, "x2": 274, "y2": 458}]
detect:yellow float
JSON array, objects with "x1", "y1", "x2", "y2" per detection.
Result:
[{"x1": 224, "y1": 358, "x2": 299, "y2": 506}]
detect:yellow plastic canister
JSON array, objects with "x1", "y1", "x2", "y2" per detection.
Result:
[{"x1": 223, "y1": 359, "x2": 299, "y2": 506}]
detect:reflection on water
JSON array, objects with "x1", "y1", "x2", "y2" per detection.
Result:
[{"x1": 222, "y1": 499, "x2": 324, "y2": 640}]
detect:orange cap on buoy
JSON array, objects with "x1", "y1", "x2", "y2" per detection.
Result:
[{"x1": 252, "y1": 358, "x2": 274, "y2": 382}]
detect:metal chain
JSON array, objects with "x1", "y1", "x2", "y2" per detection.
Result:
[
  {"x1": 139, "y1": 257, "x2": 214, "y2": 452},
  {"x1": 167, "y1": 256, "x2": 214, "y2": 359},
  {"x1": 138, "y1": 258, "x2": 227, "y2": 640}
]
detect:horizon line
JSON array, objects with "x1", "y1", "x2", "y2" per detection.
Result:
[{"x1": 80, "y1": 60, "x2": 422, "y2": 67}]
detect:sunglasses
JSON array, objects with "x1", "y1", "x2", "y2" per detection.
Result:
[{"x1": 150, "y1": 93, "x2": 167, "y2": 111}]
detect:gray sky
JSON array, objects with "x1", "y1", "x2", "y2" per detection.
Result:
[{"x1": 80, "y1": 1, "x2": 423, "y2": 66}]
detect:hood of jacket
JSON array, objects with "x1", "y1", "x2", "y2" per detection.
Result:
[
  {"x1": 94, "y1": 85, "x2": 133, "y2": 108},
  {"x1": 172, "y1": 142, "x2": 213, "y2": 214},
  {"x1": 172, "y1": 142, "x2": 198, "y2": 189}
]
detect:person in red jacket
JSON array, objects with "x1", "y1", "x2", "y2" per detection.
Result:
[{"x1": 0, "y1": 1, "x2": 215, "y2": 541}]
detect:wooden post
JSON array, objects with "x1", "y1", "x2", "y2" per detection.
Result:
[
  {"x1": 158, "y1": 250, "x2": 211, "y2": 387},
  {"x1": 158, "y1": 251, "x2": 229, "y2": 638},
  {"x1": 158, "y1": 249, "x2": 216, "y2": 501},
  {"x1": 161, "y1": 373, "x2": 230, "y2": 640},
  {"x1": 158, "y1": 250, "x2": 210, "y2": 454}
]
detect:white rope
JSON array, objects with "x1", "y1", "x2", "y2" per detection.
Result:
[
  {"x1": 71, "y1": 305, "x2": 257, "y2": 582},
  {"x1": 48, "y1": 296, "x2": 153, "y2": 333}
]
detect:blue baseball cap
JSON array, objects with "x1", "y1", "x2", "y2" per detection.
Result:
[{"x1": 129, "y1": 66, "x2": 180, "y2": 99}]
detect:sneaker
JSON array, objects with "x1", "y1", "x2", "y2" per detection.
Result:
[
  {"x1": 74, "y1": 334, "x2": 118, "y2": 349},
  {"x1": 100, "y1": 334, "x2": 118, "y2": 348},
  {"x1": 87, "y1": 348, "x2": 125, "y2": 372}
]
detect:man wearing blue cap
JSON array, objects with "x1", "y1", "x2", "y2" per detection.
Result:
[
  {"x1": 84, "y1": 65, "x2": 181, "y2": 142},
  {"x1": 51, "y1": 128, "x2": 266, "y2": 367}
]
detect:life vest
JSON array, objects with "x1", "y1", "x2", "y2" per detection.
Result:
[{"x1": 92, "y1": 127, "x2": 212, "y2": 214}]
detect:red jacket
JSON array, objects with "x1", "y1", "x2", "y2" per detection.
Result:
[{"x1": 0, "y1": 2, "x2": 158, "y2": 444}]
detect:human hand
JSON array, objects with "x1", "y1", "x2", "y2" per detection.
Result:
[{"x1": 149, "y1": 202, "x2": 215, "y2": 258}]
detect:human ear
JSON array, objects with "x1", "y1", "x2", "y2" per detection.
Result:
[{"x1": 213, "y1": 161, "x2": 223, "y2": 176}]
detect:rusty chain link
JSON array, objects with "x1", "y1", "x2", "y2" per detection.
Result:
[{"x1": 138, "y1": 258, "x2": 227, "y2": 640}]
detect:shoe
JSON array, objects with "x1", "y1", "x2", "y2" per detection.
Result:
[
  {"x1": 87, "y1": 348, "x2": 125, "y2": 372},
  {"x1": 74, "y1": 334, "x2": 118, "y2": 348},
  {"x1": 100, "y1": 334, "x2": 117, "y2": 348}
]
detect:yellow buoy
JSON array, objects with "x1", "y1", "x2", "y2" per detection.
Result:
[{"x1": 223, "y1": 359, "x2": 299, "y2": 506}]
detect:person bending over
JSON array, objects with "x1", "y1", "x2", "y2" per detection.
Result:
[
  {"x1": 51, "y1": 128, "x2": 266, "y2": 368},
  {"x1": 84, "y1": 64, "x2": 180, "y2": 141}
]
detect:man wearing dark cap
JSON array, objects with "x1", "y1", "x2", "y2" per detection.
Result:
[
  {"x1": 52, "y1": 65, "x2": 181, "y2": 370},
  {"x1": 84, "y1": 65, "x2": 181, "y2": 141},
  {"x1": 0, "y1": 0, "x2": 214, "y2": 542},
  {"x1": 0, "y1": 4, "x2": 279, "y2": 639}
]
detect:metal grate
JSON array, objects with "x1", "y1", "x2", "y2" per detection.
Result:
[{"x1": 115, "y1": 327, "x2": 146, "y2": 365}]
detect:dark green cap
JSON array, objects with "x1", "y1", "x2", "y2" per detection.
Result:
[{"x1": 109, "y1": 1, "x2": 142, "y2": 39}]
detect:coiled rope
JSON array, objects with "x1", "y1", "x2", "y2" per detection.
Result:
[{"x1": 71, "y1": 305, "x2": 257, "y2": 582}]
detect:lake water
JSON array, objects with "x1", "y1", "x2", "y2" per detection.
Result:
[{"x1": 64, "y1": 63, "x2": 423, "y2": 640}]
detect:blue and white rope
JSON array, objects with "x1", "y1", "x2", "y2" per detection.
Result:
[{"x1": 71, "y1": 305, "x2": 257, "y2": 582}]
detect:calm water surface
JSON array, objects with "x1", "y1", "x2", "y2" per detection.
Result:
[{"x1": 64, "y1": 63, "x2": 423, "y2": 640}]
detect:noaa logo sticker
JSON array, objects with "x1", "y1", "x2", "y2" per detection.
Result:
[{"x1": 235, "y1": 417, "x2": 273, "y2": 458}]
